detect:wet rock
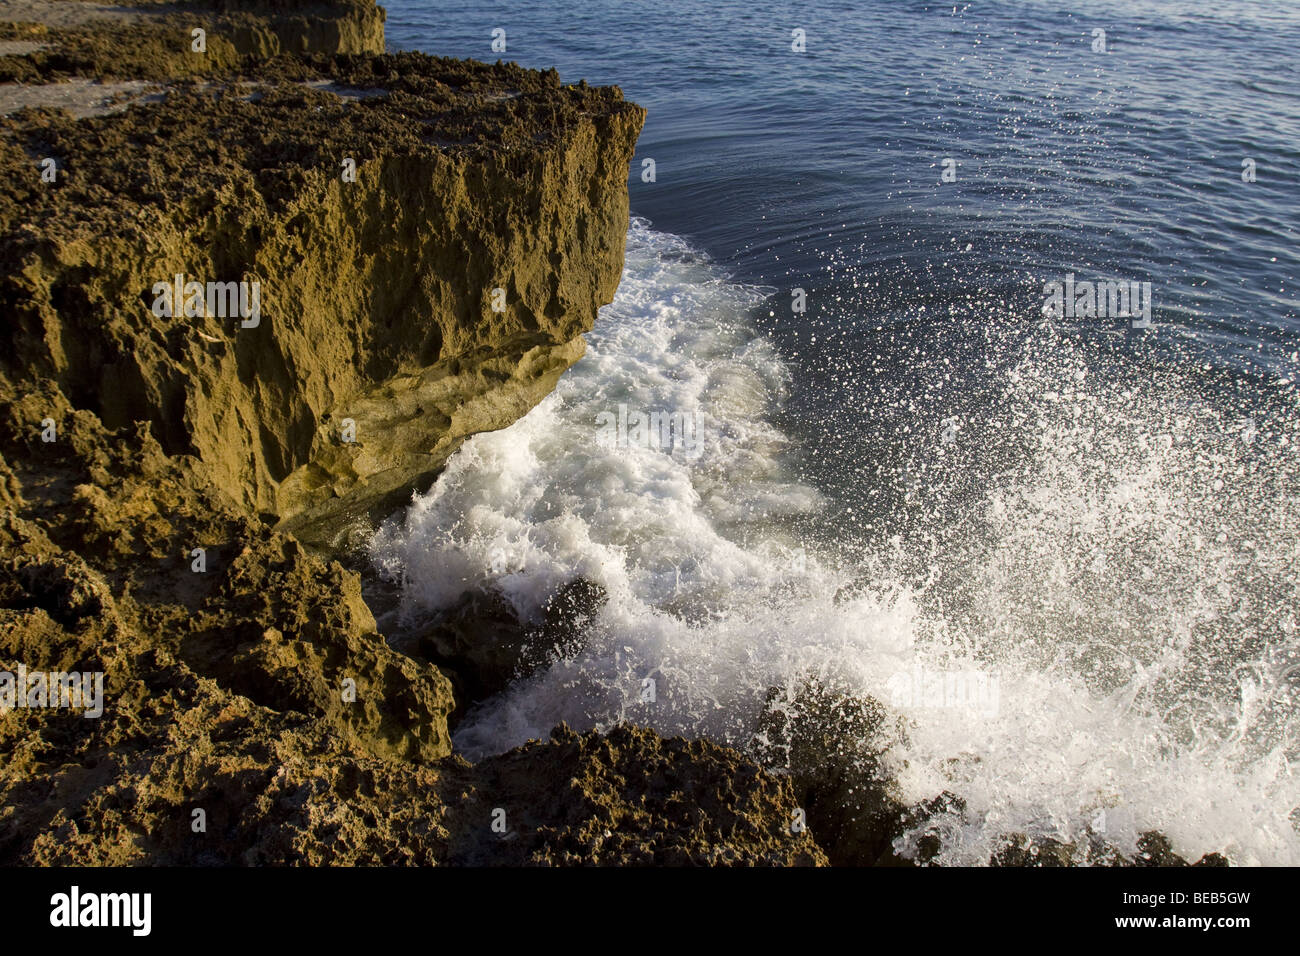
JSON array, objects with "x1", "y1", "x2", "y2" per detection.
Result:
[
  {"x1": 890, "y1": 791, "x2": 967, "y2": 866},
  {"x1": 753, "y1": 677, "x2": 909, "y2": 865},
  {"x1": 442, "y1": 723, "x2": 828, "y2": 866},
  {"x1": 517, "y1": 577, "x2": 608, "y2": 674},
  {"x1": 538, "y1": 578, "x2": 607, "y2": 649},
  {"x1": 1130, "y1": 831, "x2": 1230, "y2": 867},
  {"x1": 398, "y1": 577, "x2": 608, "y2": 712},
  {"x1": 989, "y1": 829, "x2": 1231, "y2": 867},
  {"x1": 399, "y1": 588, "x2": 527, "y2": 708},
  {"x1": 992, "y1": 835, "x2": 1086, "y2": 867}
]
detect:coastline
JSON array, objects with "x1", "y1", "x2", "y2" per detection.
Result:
[{"x1": 0, "y1": 1, "x2": 1231, "y2": 866}]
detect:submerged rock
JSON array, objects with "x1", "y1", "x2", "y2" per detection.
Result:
[
  {"x1": 397, "y1": 588, "x2": 527, "y2": 709},
  {"x1": 984, "y1": 825, "x2": 1231, "y2": 868}
]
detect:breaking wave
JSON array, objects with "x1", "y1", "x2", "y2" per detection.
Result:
[{"x1": 371, "y1": 217, "x2": 1300, "y2": 866}]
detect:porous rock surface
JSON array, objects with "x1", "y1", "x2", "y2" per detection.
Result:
[{"x1": 0, "y1": 1, "x2": 833, "y2": 867}]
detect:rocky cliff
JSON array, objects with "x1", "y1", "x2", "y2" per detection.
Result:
[
  {"x1": 0, "y1": 1, "x2": 836, "y2": 866},
  {"x1": 2, "y1": 45, "x2": 641, "y2": 547}
]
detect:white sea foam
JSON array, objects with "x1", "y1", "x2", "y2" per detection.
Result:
[{"x1": 371, "y1": 218, "x2": 1300, "y2": 866}]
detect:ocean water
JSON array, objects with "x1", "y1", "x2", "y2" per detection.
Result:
[{"x1": 374, "y1": 1, "x2": 1300, "y2": 864}]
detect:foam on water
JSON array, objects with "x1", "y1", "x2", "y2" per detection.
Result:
[{"x1": 371, "y1": 218, "x2": 1300, "y2": 866}]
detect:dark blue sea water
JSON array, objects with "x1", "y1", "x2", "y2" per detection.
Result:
[
  {"x1": 375, "y1": 1, "x2": 1300, "y2": 863},
  {"x1": 388, "y1": 0, "x2": 1298, "y2": 363}
]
